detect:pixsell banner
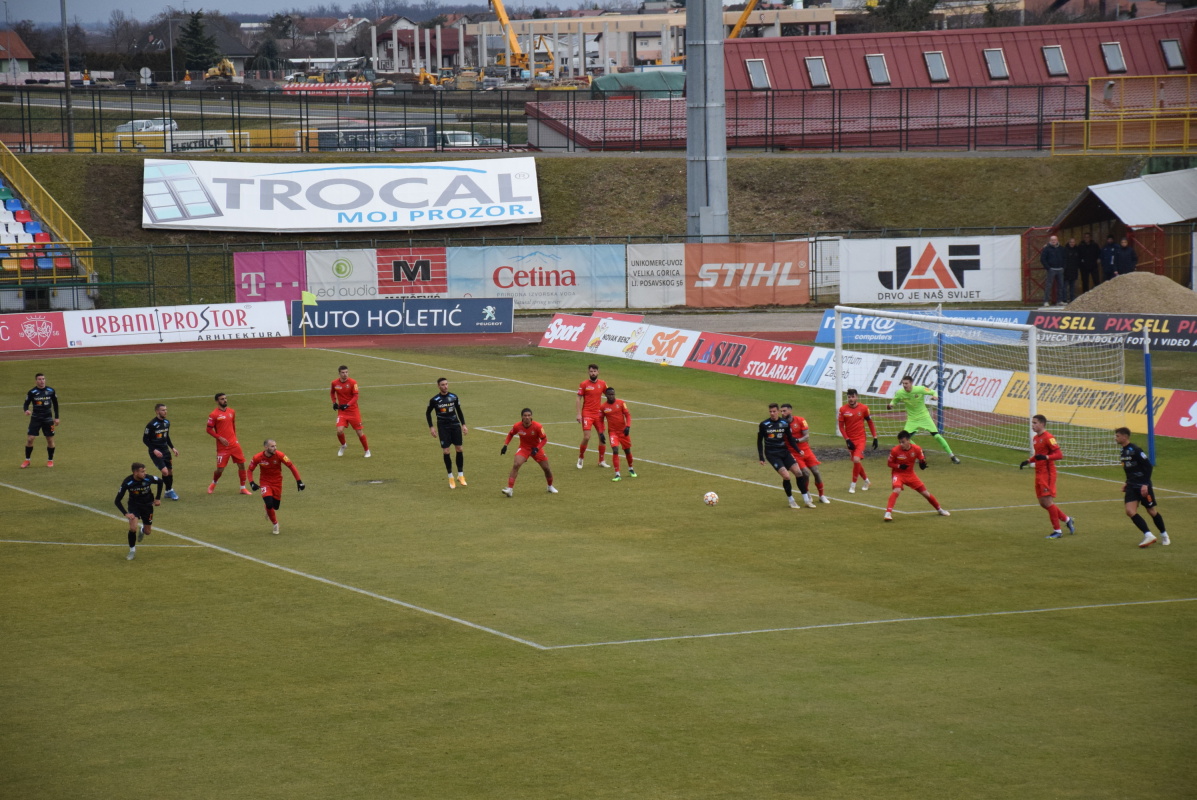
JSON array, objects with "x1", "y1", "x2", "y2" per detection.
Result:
[
  {"x1": 841, "y1": 236, "x2": 1021, "y2": 304},
  {"x1": 447, "y1": 245, "x2": 626, "y2": 309},
  {"x1": 1030, "y1": 310, "x2": 1197, "y2": 352},
  {"x1": 289, "y1": 298, "x2": 513, "y2": 336},
  {"x1": 0, "y1": 311, "x2": 68, "y2": 352},
  {"x1": 142, "y1": 157, "x2": 541, "y2": 232},
  {"x1": 63, "y1": 303, "x2": 289, "y2": 348},
  {"x1": 234, "y1": 250, "x2": 306, "y2": 304},
  {"x1": 306, "y1": 250, "x2": 379, "y2": 301},
  {"x1": 684, "y1": 241, "x2": 810, "y2": 308},
  {"x1": 627, "y1": 244, "x2": 686, "y2": 307}
]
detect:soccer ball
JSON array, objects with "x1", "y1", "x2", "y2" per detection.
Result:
[{"x1": 703, "y1": 491, "x2": 719, "y2": 506}]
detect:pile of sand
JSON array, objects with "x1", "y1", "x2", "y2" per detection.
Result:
[{"x1": 1064, "y1": 272, "x2": 1197, "y2": 315}]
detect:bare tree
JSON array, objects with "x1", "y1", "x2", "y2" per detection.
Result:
[{"x1": 107, "y1": 10, "x2": 142, "y2": 55}]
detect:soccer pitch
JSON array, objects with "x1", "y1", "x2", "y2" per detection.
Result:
[{"x1": 3, "y1": 343, "x2": 1195, "y2": 799}]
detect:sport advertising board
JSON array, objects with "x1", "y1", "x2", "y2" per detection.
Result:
[
  {"x1": 289, "y1": 298, "x2": 513, "y2": 336},
  {"x1": 815, "y1": 309, "x2": 1031, "y2": 345},
  {"x1": 306, "y1": 250, "x2": 379, "y2": 300},
  {"x1": 0, "y1": 311, "x2": 69, "y2": 352},
  {"x1": 142, "y1": 158, "x2": 541, "y2": 233},
  {"x1": 234, "y1": 251, "x2": 306, "y2": 304},
  {"x1": 840, "y1": 236, "x2": 1021, "y2": 304},
  {"x1": 1030, "y1": 310, "x2": 1197, "y2": 352},
  {"x1": 685, "y1": 242, "x2": 811, "y2": 308},
  {"x1": 446, "y1": 245, "x2": 626, "y2": 309},
  {"x1": 63, "y1": 303, "x2": 289, "y2": 348},
  {"x1": 538, "y1": 314, "x2": 602, "y2": 352}
]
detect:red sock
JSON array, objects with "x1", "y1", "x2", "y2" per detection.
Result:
[
  {"x1": 598, "y1": 444, "x2": 606, "y2": 462},
  {"x1": 212, "y1": 470, "x2": 222, "y2": 483},
  {"x1": 546, "y1": 476, "x2": 553, "y2": 486},
  {"x1": 859, "y1": 467, "x2": 868, "y2": 481},
  {"x1": 360, "y1": 435, "x2": 369, "y2": 451},
  {"x1": 1047, "y1": 505, "x2": 1060, "y2": 528},
  {"x1": 816, "y1": 482, "x2": 824, "y2": 494},
  {"x1": 851, "y1": 464, "x2": 860, "y2": 481},
  {"x1": 927, "y1": 493, "x2": 940, "y2": 510},
  {"x1": 1056, "y1": 506, "x2": 1068, "y2": 524},
  {"x1": 266, "y1": 508, "x2": 277, "y2": 523},
  {"x1": 612, "y1": 453, "x2": 620, "y2": 471},
  {"x1": 237, "y1": 467, "x2": 247, "y2": 486},
  {"x1": 625, "y1": 452, "x2": 634, "y2": 467},
  {"x1": 508, "y1": 477, "x2": 516, "y2": 488},
  {"x1": 337, "y1": 432, "x2": 346, "y2": 445},
  {"x1": 887, "y1": 492, "x2": 899, "y2": 512},
  {"x1": 579, "y1": 444, "x2": 587, "y2": 458}
]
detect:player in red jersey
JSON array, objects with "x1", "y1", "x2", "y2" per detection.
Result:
[
  {"x1": 1020, "y1": 414, "x2": 1075, "y2": 539},
  {"x1": 331, "y1": 365, "x2": 370, "y2": 458},
  {"x1": 500, "y1": 408, "x2": 557, "y2": 496},
  {"x1": 248, "y1": 439, "x2": 304, "y2": 535},
  {"x1": 600, "y1": 387, "x2": 637, "y2": 482},
  {"x1": 575, "y1": 363, "x2": 609, "y2": 469},
  {"x1": 206, "y1": 392, "x2": 251, "y2": 495},
  {"x1": 884, "y1": 430, "x2": 950, "y2": 521},
  {"x1": 780, "y1": 403, "x2": 827, "y2": 504},
  {"x1": 838, "y1": 389, "x2": 879, "y2": 494}
]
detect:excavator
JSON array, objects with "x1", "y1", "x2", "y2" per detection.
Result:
[{"x1": 204, "y1": 58, "x2": 237, "y2": 82}]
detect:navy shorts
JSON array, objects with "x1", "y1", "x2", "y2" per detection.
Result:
[
  {"x1": 438, "y1": 425, "x2": 463, "y2": 448},
  {"x1": 767, "y1": 451, "x2": 798, "y2": 473},
  {"x1": 1125, "y1": 484, "x2": 1157, "y2": 509},
  {"x1": 149, "y1": 451, "x2": 173, "y2": 471},
  {"x1": 27, "y1": 418, "x2": 54, "y2": 437},
  {"x1": 129, "y1": 507, "x2": 155, "y2": 526}
]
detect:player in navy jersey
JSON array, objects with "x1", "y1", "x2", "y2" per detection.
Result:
[
  {"x1": 1115, "y1": 427, "x2": 1169, "y2": 548},
  {"x1": 143, "y1": 403, "x2": 180, "y2": 500},
  {"x1": 426, "y1": 377, "x2": 468, "y2": 488},
  {"x1": 757, "y1": 403, "x2": 813, "y2": 509},
  {"x1": 22, "y1": 372, "x2": 59, "y2": 468},
  {"x1": 115, "y1": 462, "x2": 163, "y2": 561}
]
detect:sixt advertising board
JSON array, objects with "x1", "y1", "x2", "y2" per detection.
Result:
[
  {"x1": 816, "y1": 309, "x2": 1031, "y2": 345},
  {"x1": 841, "y1": 236, "x2": 1021, "y2": 304},
  {"x1": 63, "y1": 302, "x2": 289, "y2": 348},
  {"x1": 1030, "y1": 310, "x2": 1197, "y2": 352},
  {"x1": 142, "y1": 158, "x2": 541, "y2": 233},
  {"x1": 289, "y1": 298, "x2": 513, "y2": 336},
  {"x1": 446, "y1": 245, "x2": 626, "y2": 310}
]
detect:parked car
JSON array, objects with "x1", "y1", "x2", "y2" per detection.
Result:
[
  {"x1": 115, "y1": 118, "x2": 178, "y2": 133},
  {"x1": 437, "y1": 130, "x2": 506, "y2": 148}
]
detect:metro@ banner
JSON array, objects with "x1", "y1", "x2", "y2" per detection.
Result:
[
  {"x1": 289, "y1": 298, "x2": 514, "y2": 336},
  {"x1": 816, "y1": 310, "x2": 1030, "y2": 345}
]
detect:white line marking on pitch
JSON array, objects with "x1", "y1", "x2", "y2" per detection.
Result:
[
  {"x1": 0, "y1": 481, "x2": 547, "y2": 651},
  {"x1": 0, "y1": 539, "x2": 205, "y2": 548},
  {"x1": 541, "y1": 597, "x2": 1197, "y2": 650}
]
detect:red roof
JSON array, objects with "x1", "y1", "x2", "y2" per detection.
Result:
[
  {"x1": 0, "y1": 30, "x2": 34, "y2": 61},
  {"x1": 725, "y1": 12, "x2": 1197, "y2": 91}
]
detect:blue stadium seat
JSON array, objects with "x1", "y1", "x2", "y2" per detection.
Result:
[
  {"x1": 36, "y1": 257, "x2": 55, "y2": 270},
  {"x1": 24, "y1": 221, "x2": 41, "y2": 234},
  {"x1": 4, "y1": 198, "x2": 22, "y2": 211}
]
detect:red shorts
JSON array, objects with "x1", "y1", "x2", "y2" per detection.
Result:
[
  {"x1": 259, "y1": 482, "x2": 283, "y2": 499},
  {"x1": 581, "y1": 414, "x2": 605, "y2": 432},
  {"x1": 794, "y1": 448, "x2": 821, "y2": 469},
  {"x1": 336, "y1": 410, "x2": 363, "y2": 430},
  {"x1": 516, "y1": 446, "x2": 549, "y2": 463},
  {"x1": 215, "y1": 444, "x2": 246, "y2": 467},
  {"x1": 609, "y1": 431, "x2": 632, "y2": 449},
  {"x1": 891, "y1": 472, "x2": 926, "y2": 492},
  {"x1": 846, "y1": 438, "x2": 866, "y2": 459},
  {"x1": 1035, "y1": 474, "x2": 1056, "y2": 498}
]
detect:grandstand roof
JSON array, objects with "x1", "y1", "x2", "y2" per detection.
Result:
[{"x1": 1053, "y1": 167, "x2": 1197, "y2": 228}]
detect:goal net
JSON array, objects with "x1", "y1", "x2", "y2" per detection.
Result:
[{"x1": 832, "y1": 306, "x2": 1130, "y2": 465}]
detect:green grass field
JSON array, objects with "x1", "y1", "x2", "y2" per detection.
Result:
[{"x1": 2, "y1": 343, "x2": 1195, "y2": 799}]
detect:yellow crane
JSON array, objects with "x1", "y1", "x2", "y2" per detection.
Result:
[
  {"x1": 728, "y1": 0, "x2": 762, "y2": 39},
  {"x1": 489, "y1": 0, "x2": 554, "y2": 74}
]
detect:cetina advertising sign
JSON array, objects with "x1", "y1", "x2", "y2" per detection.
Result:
[{"x1": 141, "y1": 158, "x2": 542, "y2": 233}]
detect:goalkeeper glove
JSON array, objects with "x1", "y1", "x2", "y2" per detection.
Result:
[
  {"x1": 249, "y1": 481, "x2": 259, "y2": 491},
  {"x1": 918, "y1": 461, "x2": 928, "y2": 471},
  {"x1": 341, "y1": 404, "x2": 350, "y2": 411},
  {"x1": 899, "y1": 463, "x2": 909, "y2": 471},
  {"x1": 296, "y1": 481, "x2": 305, "y2": 491},
  {"x1": 530, "y1": 448, "x2": 539, "y2": 457},
  {"x1": 500, "y1": 445, "x2": 508, "y2": 455},
  {"x1": 598, "y1": 432, "x2": 606, "y2": 445},
  {"x1": 872, "y1": 438, "x2": 878, "y2": 450},
  {"x1": 623, "y1": 427, "x2": 630, "y2": 437},
  {"x1": 1019, "y1": 460, "x2": 1030, "y2": 469},
  {"x1": 332, "y1": 402, "x2": 338, "y2": 410},
  {"x1": 845, "y1": 438, "x2": 854, "y2": 450}
]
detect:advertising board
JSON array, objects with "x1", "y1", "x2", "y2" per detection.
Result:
[
  {"x1": 1030, "y1": 310, "x2": 1197, "y2": 351},
  {"x1": 0, "y1": 312, "x2": 68, "y2": 352},
  {"x1": 63, "y1": 303, "x2": 289, "y2": 348},
  {"x1": 289, "y1": 298, "x2": 513, "y2": 336},
  {"x1": 840, "y1": 236, "x2": 1021, "y2": 304},
  {"x1": 447, "y1": 245, "x2": 626, "y2": 310}
]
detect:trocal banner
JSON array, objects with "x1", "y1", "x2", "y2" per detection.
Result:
[{"x1": 142, "y1": 158, "x2": 542, "y2": 233}]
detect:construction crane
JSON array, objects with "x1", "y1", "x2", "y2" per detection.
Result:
[
  {"x1": 489, "y1": 0, "x2": 554, "y2": 75},
  {"x1": 728, "y1": 0, "x2": 762, "y2": 39}
]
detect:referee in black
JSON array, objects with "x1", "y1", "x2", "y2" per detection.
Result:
[
  {"x1": 426, "y1": 377, "x2": 468, "y2": 489},
  {"x1": 1115, "y1": 427, "x2": 1169, "y2": 548},
  {"x1": 143, "y1": 403, "x2": 180, "y2": 500},
  {"x1": 22, "y1": 372, "x2": 59, "y2": 469},
  {"x1": 115, "y1": 462, "x2": 164, "y2": 561},
  {"x1": 757, "y1": 402, "x2": 811, "y2": 509}
]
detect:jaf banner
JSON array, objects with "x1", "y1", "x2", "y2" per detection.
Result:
[
  {"x1": 289, "y1": 298, "x2": 514, "y2": 336},
  {"x1": 142, "y1": 158, "x2": 542, "y2": 233},
  {"x1": 840, "y1": 236, "x2": 1021, "y2": 304}
]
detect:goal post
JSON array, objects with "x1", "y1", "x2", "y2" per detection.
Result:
[{"x1": 832, "y1": 305, "x2": 1132, "y2": 465}]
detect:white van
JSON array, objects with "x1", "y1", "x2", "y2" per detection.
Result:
[
  {"x1": 437, "y1": 130, "x2": 506, "y2": 148},
  {"x1": 115, "y1": 118, "x2": 179, "y2": 133}
]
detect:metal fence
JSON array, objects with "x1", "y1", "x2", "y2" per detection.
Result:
[{"x1": 0, "y1": 83, "x2": 1090, "y2": 154}]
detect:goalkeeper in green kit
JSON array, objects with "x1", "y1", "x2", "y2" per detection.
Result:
[{"x1": 886, "y1": 376, "x2": 961, "y2": 464}]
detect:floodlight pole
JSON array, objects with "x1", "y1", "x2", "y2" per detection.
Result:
[
  {"x1": 3, "y1": 0, "x2": 17, "y2": 83},
  {"x1": 60, "y1": 0, "x2": 74, "y2": 151},
  {"x1": 685, "y1": 0, "x2": 728, "y2": 243}
]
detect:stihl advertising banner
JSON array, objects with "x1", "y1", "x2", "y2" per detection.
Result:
[
  {"x1": 841, "y1": 236, "x2": 1021, "y2": 304},
  {"x1": 684, "y1": 242, "x2": 810, "y2": 308},
  {"x1": 143, "y1": 158, "x2": 542, "y2": 233}
]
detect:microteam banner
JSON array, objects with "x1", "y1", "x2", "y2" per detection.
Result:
[{"x1": 141, "y1": 158, "x2": 542, "y2": 233}]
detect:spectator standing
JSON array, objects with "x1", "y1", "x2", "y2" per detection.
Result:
[
  {"x1": 1062, "y1": 237, "x2": 1081, "y2": 304},
  {"x1": 1039, "y1": 234, "x2": 1066, "y2": 306},
  {"x1": 1077, "y1": 232, "x2": 1101, "y2": 293},
  {"x1": 1115, "y1": 238, "x2": 1138, "y2": 276},
  {"x1": 1100, "y1": 235, "x2": 1120, "y2": 282}
]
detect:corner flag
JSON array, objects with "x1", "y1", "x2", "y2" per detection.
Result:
[{"x1": 301, "y1": 291, "x2": 318, "y2": 306}]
